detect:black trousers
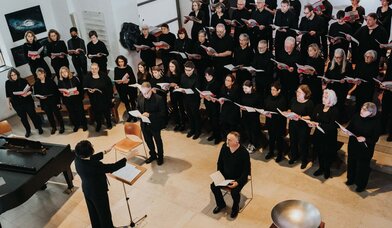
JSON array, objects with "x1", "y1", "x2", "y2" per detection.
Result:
[
  {"x1": 170, "y1": 91, "x2": 186, "y2": 126},
  {"x1": 13, "y1": 102, "x2": 42, "y2": 133},
  {"x1": 183, "y1": 101, "x2": 201, "y2": 134},
  {"x1": 118, "y1": 88, "x2": 137, "y2": 112},
  {"x1": 91, "y1": 106, "x2": 111, "y2": 128},
  {"x1": 313, "y1": 134, "x2": 337, "y2": 174},
  {"x1": 141, "y1": 125, "x2": 164, "y2": 160},
  {"x1": 42, "y1": 104, "x2": 64, "y2": 129},
  {"x1": 210, "y1": 182, "x2": 245, "y2": 210},
  {"x1": 268, "y1": 127, "x2": 286, "y2": 157},
  {"x1": 71, "y1": 56, "x2": 87, "y2": 84},
  {"x1": 84, "y1": 193, "x2": 114, "y2": 228},
  {"x1": 381, "y1": 92, "x2": 392, "y2": 135},
  {"x1": 289, "y1": 122, "x2": 311, "y2": 163},
  {"x1": 64, "y1": 100, "x2": 87, "y2": 128},
  {"x1": 347, "y1": 143, "x2": 374, "y2": 189},
  {"x1": 205, "y1": 102, "x2": 220, "y2": 139},
  {"x1": 241, "y1": 114, "x2": 262, "y2": 148}
]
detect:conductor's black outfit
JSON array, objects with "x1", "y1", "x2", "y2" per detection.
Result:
[
  {"x1": 210, "y1": 144, "x2": 251, "y2": 213},
  {"x1": 5, "y1": 78, "x2": 42, "y2": 135},
  {"x1": 137, "y1": 93, "x2": 166, "y2": 163},
  {"x1": 75, "y1": 152, "x2": 126, "y2": 228}
]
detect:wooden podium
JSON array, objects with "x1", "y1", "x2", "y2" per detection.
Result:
[{"x1": 108, "y1": 162, "x2": 147, "y2": 227}]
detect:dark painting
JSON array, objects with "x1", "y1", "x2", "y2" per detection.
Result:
[
  {"x1": 11, "y1": 38, "x2": 48, "y2": 67},
  {"x1": 5, "y1": 6, "x2": 47, "y2": 42}
]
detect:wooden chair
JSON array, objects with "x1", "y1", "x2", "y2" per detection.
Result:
[
  {"x1": 0, "y1": 120, "x2": 12, "y2": 136},
  {"x1": 113, "y1": 123, "x2": 148, "y2": 158},
  {"x1": 222, "y1": 174, "x2": 253, "y2": 213}
]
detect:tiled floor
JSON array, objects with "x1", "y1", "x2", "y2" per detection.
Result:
[{"x1": 1, "y1": 110, "x2": 392, "y2": 228}]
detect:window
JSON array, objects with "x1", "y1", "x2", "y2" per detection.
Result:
[{"x1": 0, "y1": 49, "x2": 5, "y2": 68}]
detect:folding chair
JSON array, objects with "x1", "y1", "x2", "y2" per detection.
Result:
[
  {"x1": 113, "y1": 123, "x2": 148, "y2": 159},
  {"x1": 0, "y1": 120, "x2": 12, "y2": 136},
  {"x1": 222, "y1": 174, "x2": 254, "y2": 213}
]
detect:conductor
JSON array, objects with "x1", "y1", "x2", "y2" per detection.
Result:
[
  {"x1": 210, "y1": 131, "x2": 251, "y2": 218},
  {"x1": 74, "y1": 140, "x2": 126, "y2": 228}
]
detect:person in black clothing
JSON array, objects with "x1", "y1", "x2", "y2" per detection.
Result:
[
  {"x1": 202, "y1": 68, "x2": 222, "y2": 144},
  {"x1": 382, "y1": 52, "x2": 392, "y2": 141},
  {"x1": 84, "y1": 63, "x2": 114, "y2": 132},
  {"x1": 151, "y1": 66, "x2": 169, "y2": 125},
  {"x1": 350, "y1": 50, "x2": 378, "y2": 111},
  {"x1": 34, "y1": 68, "x2": 64, "y2": 134},
  {"x1": 186, "y1": 0, "x2": 207, "y2": 41},
  {"x1": 192, "y1": 30, "x2": 211, "y2": 82},
  {"x1": 136, "y1": 25, "x2": 157, "y2": 70},
  {"x1": 328, "y1": 10, "x2": 352, "y2": 61},
  {"x1": 209, "y1": 23, "x2": 234, "y2": 83},
  {"x1": 179, "y1": 61, "x2": 202, "y2": 139},
  {"x1": 232, "y1": 33, "x2": 253, "y2": 86},
  {"x1": 298, "y1": 4, "x2": 324, "y2": 60},
  {"x1": 276, "y1": 36, "x2": 301, "y2": 101},
  {"x1": 316, "y1": 0, "x2": 333, "y2": 57},
  {"x1": 46, "y1": 29, "x2": 69, "y2": 79},
  {"x1": 138, "y1": 82, "x2": 166, "y2": 165},
  {"x1": 219, "y1": 74, "x2": 241, "y2": 137},
  {"x1": 252, "y1": 40, "x2": 274, "y2": 97},
  {"x1": 273, "y1": 0, "x2": 298, "y2": 59},
  {"x1": 137, "y1": 61, "x2": 152, "y2": 84},
  {"x1": 251, "y1": 0, "x2": 274, "y2": 51},
  {"x1": 264, "y1": 81, "x2": 287, "y2": 162},
  {"x1": 240, "y1": 80, "x2": 263, "y2": 153},
  {"x1": 5, "y1": 68, "x2": 43, "y2": 137},
  {"x1": 265, "y1": 0, "x2": 277, "y2": 15},
  {"x1": 210, "y1": 131, "x2": 251, "y2": 219},
  {"x1": 23, "y1": 31, "x2": 51, "y2": 79},
  {"x1": 377, "y1": 0, "x2": 392, "y2": 37},
  {"x1": 67, "y1": 27, "x2": 87, "y2": 84},
  {"x1": 325, "y1": 48, "x2": 353, "y2": 123},
  {"x1": 231, "y1": 0, "x2": 251, "y2": 46},
  {"x1": 284, "y1": 84, "x2": 314, "y2": 169},
  {"x1": 114, "y1": 55, "x2": 137, "y2": 122},
  {"x1": 58, "y1": 66, "x2": 88, "y2": 132},
  {"x1": 345, "y1": 0, "x2": 366, "y2": 33},
  {"x1": 87, "y1": 31, "x2": 109, "y2": 74},
  {"x1": 301, "y1": 43, "x2": 324, "y2": 105},
  {"x1": 346, "y1": 102, "x2": 380, "y2": 192},
  {"x1": 167, "y1": 60, "x2": 186, "y2": 131},
  {"x1": 173, "y1": 28, "x2": 194, "y2": 66},
  {"x1": 211, "y1": 2, "x2": 230, "y2": 31},
  {"x1": 310, "y1": 89, "x2": 339, "y2": 179},
  {"x1": 157, "y1": 23, "x2": 176, "y2": 74},
  {"x1": 74, "y1": 140, "x2": 126, "y2": 228},
  {"x1": 289, "y1": 0, "x2": 302, "y2": 25},
  {"x1": 347, "y1": 13, "x2": 388, "y2": 65}
]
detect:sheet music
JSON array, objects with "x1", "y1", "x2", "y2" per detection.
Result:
[
  {"x1": 112, "y1": 163, "x2": 141, "y2": 184},
  {"x1": 0, "y1": 177, "x2": 5, "y2": 186},
  {"x1": 129, "y1": 110, "x2": 151, "y2": 123},
  {"x1": 210, "y1": 171, "x2": 234, "y2": 187}
]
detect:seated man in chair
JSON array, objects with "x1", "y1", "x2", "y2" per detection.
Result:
[{"x1": 210, "y1": 131, "x2": 251, "y2": 218}]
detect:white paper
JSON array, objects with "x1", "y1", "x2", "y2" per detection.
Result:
[
  {"x1": 84, "y1": 88, "x2": 103, "y2": 93},
  {"x1": 242, "y1": 66, "x2": 264, "y2": 72},
  {"x1": 200, "y1": 45, "x2": 217, "y2": 54},
  {"x1": 129, "y1": 83, "x2": 142, "y2": 90},
  {"x1": 112, "y1": 163, "x2": 141, "y2": 184},
  {"x1": 157, "y1": 83, "x2": 170, "y2": 90},
  {"x1": 129, "y1": 110, "x2": 151, "y2": 123},
  {"x1": 196, "y1": 88, "x2": 214, "y2": 96},
  {"x1": 210, "y1": 171, "x2": 234, "y2": 187},
  {"x1": 234, "y1": 102, "x2": 256, "y2": 112},
  {"x1": 0, "y1": 177, "x2": 5, "y2": 186},
  {"x1": 170, "y1": 51, "x2": 187, "y2": 59},
  {"x1": 255, "y1": 108, "x2": 277, "y2": 115},
  {"x1": 317, "y1": 76, "x2": 341, "y2": 83},
  {"x1": 13, "y1": 84, "x2": 30, "y2": 95},
  {"x1": 277, "y1": 108, "x2": 298, "y2": 119},
  {"x1": 344, "y1": 77, "x2": 367, "y2": 83},
  {"x1": 173, "y1": 88, "x2": 194, "y2": 94},
  {"x1": 339, "y1": 32, "x2": 359, "y2": 45}
]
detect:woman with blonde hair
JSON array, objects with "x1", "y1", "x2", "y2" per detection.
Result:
[{"x1": 58, "y1": 66, "x2": 87, "y2": 132}]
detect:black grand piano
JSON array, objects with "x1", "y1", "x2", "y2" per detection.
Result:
[{"x1": 0, "y1": 137, "x2": 75, "y2": 218}]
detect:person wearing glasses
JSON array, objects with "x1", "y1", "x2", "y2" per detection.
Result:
[
  {"x1": 210, "y1": 131, "x2": 250, "y2": 219},
  {"x1": 346, "y1": 102, "x2": 380, "y2": 192}
]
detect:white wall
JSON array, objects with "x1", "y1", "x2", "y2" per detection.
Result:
[{"x1": 0, "y1": 0, "x2": 72, "y2": 120}]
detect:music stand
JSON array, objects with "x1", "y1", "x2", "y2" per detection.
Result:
[{"x1": 109, "y1": 152, "x2": 147, "y2": 227}]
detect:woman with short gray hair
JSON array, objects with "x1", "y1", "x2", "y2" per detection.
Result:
[
  {"x1": 346, "y1": 102, "x2": 381, "y2": 192},
  {"x1": 310, "y1": 89, "x2": 339, "y2": 179}
]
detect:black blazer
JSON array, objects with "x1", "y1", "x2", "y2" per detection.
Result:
[
  {"x1": 75, "y1": 152, "x2": 126, "y2": 197},
  {"x1": 137, "y1": 93, "x2": 166, "y2": 130}
]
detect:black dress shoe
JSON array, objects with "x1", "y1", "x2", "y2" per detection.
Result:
[
  {"x1": 207, "y1": 135, "x2": 215, "y2": 141},
  {"x1": 345, "y1": 180, "x2": 354, "y2": 186},
  {"x1": 212, "y1": 205, "x2": 226, "y2": 214},
  {"x1": 265, "y1": 153, "x2": 274, "y2": 160},
  {"x1": 275, "y1": 155, "x2": 283, "y2": 163},
  {"x1": 313, "y1": 169, "x2": 323, "y2": 176},
  {"x1": 300, "y1": 162, "x2": 308, "y2": 169},
  {"x1": 25, "y1": 131, "x2": 31, "y2": 138},
  {"x1": 355, "y1": 187, "x2": 365, "y2": 192},
  {"x1": 38, "y1": 128, "x2": 44, "y2": 134},
  {"x1": 173, "y1": 124, "x2": 181, "y2": 131},
  {"x1": 192, "y1": 132, "x2": 200, "y2": 140},
  {"x1": 73, "y1": 126, "x2": 79, "y2": 132},
  {"x1": 288, "y1": 159, "x2": 296, "y2": 165},
  {"x1": 107, "y1": 124, "x2": 113, "y2": 130},
  {"x1": 323, "y1": 172, "x2": 331, "y2": 179},
  {"x1": 157, "y1": 159, "x2": 164, "y2": 166},
  {"x1": 387, "y1": 135, "x2": 392, "y2": 142},
  {"x1": 186, "y1": 131, "x2": 195, "y2": 138},
  {"x1": 51, "y1": 128, "x2": 57, "y2": 135},
  {"x1": 59, "y1": 127, "x2": 65, "y2": 134},
  {"x1": 145, "y1": 156, "x2": 157, "y2": 164},
  {"x1": 214, "y1": 138, "x2": 221, "y2": 145},
  {"x1": 95, "y1": 125, "x2": 101, "y2": 132},
  {"x1": 82, "y1": 125, "x2": 88, "y2": 131},
  {"x1": 230, "y1": 207, "x2": 239, "y2": 218}
]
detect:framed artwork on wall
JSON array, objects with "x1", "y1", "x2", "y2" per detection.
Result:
[
  {"x1": 11, "y1": 38, "x2": 48, "y2": 67},
  {"x1": 5, "y1": 5, "x2": 47, "y2": 42}
]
